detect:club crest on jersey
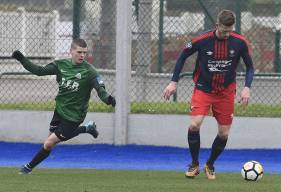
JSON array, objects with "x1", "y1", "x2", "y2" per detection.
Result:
[
  {"x1": 186, "y1": 42, "x2": 192, "y2": 49},
  {"x1": 75, "y1": 73, "x2": 82, "y2": 79},
  {"x1": 229, "y1": 50, "x2": 235, "y2": 57},
  {"x1": 206, "y1": 51, "x2": 213, "y2": 56}
]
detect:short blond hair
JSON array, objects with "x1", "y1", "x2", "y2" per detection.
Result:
[{"x1": 217, "y1": 10, "x2": 235, "y2": 26}]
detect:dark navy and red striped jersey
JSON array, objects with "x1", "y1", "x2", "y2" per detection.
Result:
[{"x1": 171, "y1": 30, "x2": 254, "y2": 93}]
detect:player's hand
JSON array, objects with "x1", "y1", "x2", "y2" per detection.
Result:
[
  {"x1": 108, "y1": 95, "x2": 116, "y2": 107},
  {"x1": 12, "y1": 50, "x2": 25, "y2": 61},
  {"x1": 239, "y1": 87, "x2": 250, "y2": 106},
  {"x1": 163, "y1": 81, "x2": 177, "y2": 100}
]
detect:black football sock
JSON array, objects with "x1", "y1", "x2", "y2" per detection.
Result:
[
  {"x1": 28, "y1": 147, "x2": 51, "y2": 169},
  {"x1": 187, "y1": 130, "x2": 200, "y2": 165},
  {"x1": 207, "y1": 135, "x2": 228, "y2": 166}
]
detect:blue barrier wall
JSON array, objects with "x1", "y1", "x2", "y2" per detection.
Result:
[{"x1": 1, "y1": 142, "x2": 281, "y2": 173}]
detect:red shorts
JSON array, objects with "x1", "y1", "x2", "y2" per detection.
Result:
[{"x1": 190, "y1": 83, "x2": 236, "y2": 125}]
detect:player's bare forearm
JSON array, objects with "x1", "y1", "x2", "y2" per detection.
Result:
[
  {"x1": 164, "y1": 81, "x2": 177, "y2": 100},
  {"x1": 239, "y1": 87, "x2": 250, "y2": 106}
]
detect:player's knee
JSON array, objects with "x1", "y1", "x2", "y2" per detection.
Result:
[
  {"x1": 188, "y1": 124, "x2": 200, "y2": 132},
  {"x1": 218, "y1": 133, "x2": 229, "y2": 140},
  {"x1": 218, "y1": 125, "x2": 231, "y2": 140},
  {"x1": 44, "y1": 141, "x2": 56, "y2": 151}
]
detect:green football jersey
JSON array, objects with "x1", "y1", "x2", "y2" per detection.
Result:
[{"x1": 20, "y1": 58, "x2": 110, "y2": 122}]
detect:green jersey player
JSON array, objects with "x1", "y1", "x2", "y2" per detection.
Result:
[{"x1": 12, "y1": 38, "x2": 116, "y2": 174}]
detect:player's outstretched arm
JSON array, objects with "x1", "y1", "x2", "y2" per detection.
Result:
[
  {"x1": 11, "y1": 50, "x2": 56, "y2": 76},
  {"x1": 95, "y1": 88, "x2": 116, "y2": 107},
  {"x1": 12, "y1": 50, "x2": 25, "y2": 62},
  {"x1": 91, "y1": 75, "x2": 116, "y2": 107},
  {"x1": 96, "y1": 86, "x2": 116, "y2": 107},
  {"x1": 107, "y1": 95, "x2": 116, "y2": 107}
]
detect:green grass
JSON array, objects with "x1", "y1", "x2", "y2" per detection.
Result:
[
  {"x1": 1, "y1": 102, "x2": 281, "y2": 117},
  {"x1": 131, "y1": 102, "x2": 281, "y2": 117},
  {"x1": 0, "y1": 101, "x2": 114, "y2": 113},
  {"x1": 0, "y1": 167, "x2": 280, "y2": 192}
]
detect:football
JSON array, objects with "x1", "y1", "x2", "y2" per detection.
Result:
[{"x1": 241, "y1": 161, "x2": 263, "y2": 181}]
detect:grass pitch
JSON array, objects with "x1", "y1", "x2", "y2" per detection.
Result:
[{"x1": 0, "y1": 167, "x2": 280, "y2": 192}]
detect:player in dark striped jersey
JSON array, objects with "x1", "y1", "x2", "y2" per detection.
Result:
[
  {"x1": 12, "y1": 38, "x2": 116, "y2": 174},
  {"x1": 164, "y1": 10, "x2": 254, "y2": 180}
]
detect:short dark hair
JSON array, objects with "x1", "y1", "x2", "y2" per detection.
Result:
[
  {"x1": 71, "y1": 38, "x2": 87, "y2": 49},
  {"x1": 217, "y1": 10, "x2": 235, "y2": 26}
]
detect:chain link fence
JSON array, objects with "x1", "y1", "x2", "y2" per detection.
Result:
[
  {"x1": 0, "y1": 0, "x2": 281, "y2": 117},
  {"x1": 0, "y1": 0, "x2": 116, "y2": 111}
]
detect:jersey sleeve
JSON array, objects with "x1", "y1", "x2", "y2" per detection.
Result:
[
  {"x1": 171, "y1": 40, "x2": 199, "y2": 82},
  {"x1": 89, "y1": 67, "x2": 110, "y2": 104},
  {"x1": 20, "y1": 57, "x2": 57, "y2": 76},
  {"x1": 241, "y1": 40, "x2": 254, "y2": 88}
]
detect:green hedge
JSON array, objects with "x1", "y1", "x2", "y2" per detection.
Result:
[{"x1": 1, "y1": 102, "x2": 281, "y2": 117}]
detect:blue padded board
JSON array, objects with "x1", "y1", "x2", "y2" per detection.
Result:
[{"x1": 0, "y1": 142, "x2": 280, "y2": 173}]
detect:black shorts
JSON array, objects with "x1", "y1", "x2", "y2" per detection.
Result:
[{"x1": 49, "y1": 111, "x2": 82, "y2": 141}]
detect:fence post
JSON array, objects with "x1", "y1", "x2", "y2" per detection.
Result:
[
  {"x1": 73, "y1": 0, "x2": 81, "y2": 39},
  {"x1": 235, "y1": 0, "x2": 241, "y2": 34},
  {"x1": 18, "y1": 7, "x2": 26, "y2": 53},
  {"x1": 157, "y1": 0, "x2": 164, "y2": 73},
  {"x1": 274, "y1": 30, "x2": 281, "y2": 72},
  {"x1": 197, "y1": 0, "x2": 215, "y2": 30},
  {"x1": 133, "y1": 0, "x2": 139, "y2": 22},
  {"x1": 115, "y1": 0, "x2": 132, "y2": 145}
]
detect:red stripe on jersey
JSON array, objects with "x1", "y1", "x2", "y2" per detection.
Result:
[
  {"x1": 219, "y1": 41, "x2": 223, "y2": 59},
  {"x1": 212, "y1": 73, "x2": 225, "y2": 92},
  {"x1": 221, "y1": 41, "x2": 226, "y2": 59},
  {"x1": 224, "y1": 40, "x2": 228, "y2": 59},
  {"x1": 217, "y1": 41, "x2": 220, "y2": 59},
  {"x1": 212, "y1": 74, "x2": 217, "y2": 90},
  {"x1": 214, "y1": 41, "x2": 218, "y2": 59},
  {"x1": 192, "y1": 31, "x2": 214, "y2": 44},
  {"x1": 214, "y1": 40, "x2": 228, "y2": 60},
  {"x1": 221, "y1": 41, "x2": 225, "y2": 59},
  {"x1": 215, "y1": 41, "x2": 224, "y2": 60}
]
